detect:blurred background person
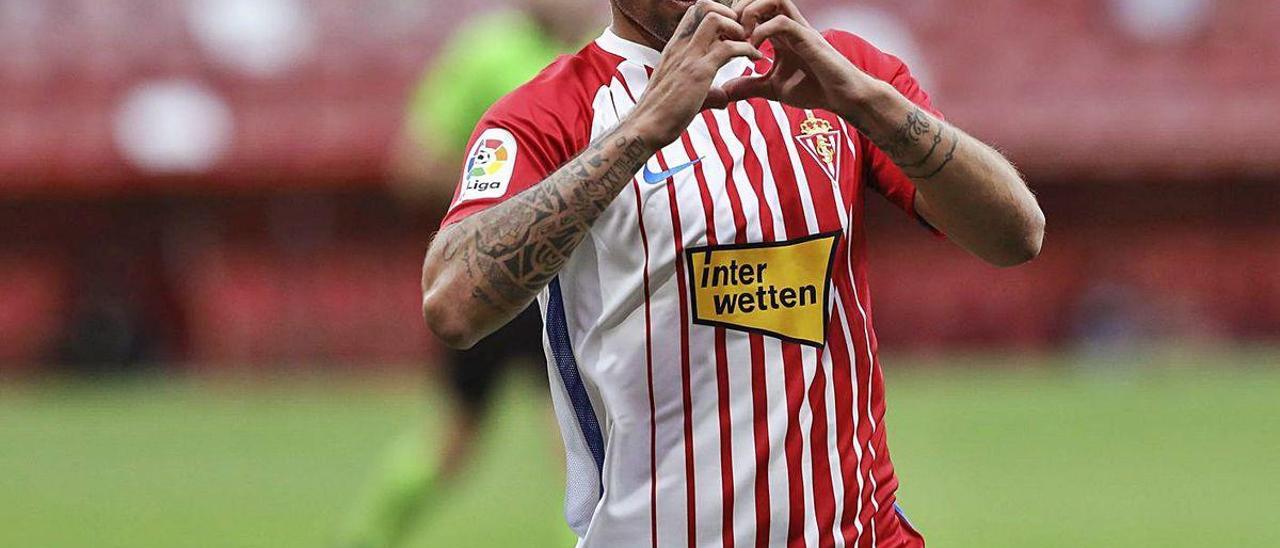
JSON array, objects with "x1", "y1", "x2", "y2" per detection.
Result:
[
  {"x1": 339, "y1": 0, "x2": 601, "y2": 546},
  {"x1": 387, "y1": 0, "x2": 599, "y2": 201}
]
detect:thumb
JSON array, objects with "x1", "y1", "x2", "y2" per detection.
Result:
[
  {"x1": 721, "y1": 75, "x2": 776, "y2": 102},
  {"x1": 702, "y1": 87, "x2": 730, "y2": 110}
]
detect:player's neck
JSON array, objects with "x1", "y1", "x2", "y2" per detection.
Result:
[{"x1": 608, "y1": 6, "x2": 666, "y2": 51}]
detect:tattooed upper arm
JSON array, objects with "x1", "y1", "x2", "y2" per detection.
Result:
[{"x1": 427, "y1": 126, "x2": 651, "y2": 314}]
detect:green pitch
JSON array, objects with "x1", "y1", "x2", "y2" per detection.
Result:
[{"x1": 2, "y1": 349, "x2": 1278, "y2": 547}]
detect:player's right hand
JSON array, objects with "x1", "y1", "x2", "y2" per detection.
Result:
[{"x1": 632, "y1": 0, "x2": 763, "y2": 146}]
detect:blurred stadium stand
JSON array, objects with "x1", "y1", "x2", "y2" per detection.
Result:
[{"x1": 1, "y1": 0, "x2": 1277, "y2": 368}]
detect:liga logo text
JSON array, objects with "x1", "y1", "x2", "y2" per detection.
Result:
[
  {"x1": 685, "y1": 232, "x2": 840, "y2": 347},
  {"x1": 457, "y1": 127, "x2": 517, "y2": 203}
]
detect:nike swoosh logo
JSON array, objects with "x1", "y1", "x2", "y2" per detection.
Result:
[{"x1": 641, "y1": 157, "x2": 702, "y2": 184}]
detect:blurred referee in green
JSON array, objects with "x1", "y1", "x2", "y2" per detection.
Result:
[{"x1": 338, "y1": 2, "x2": 596, "y2": 546}]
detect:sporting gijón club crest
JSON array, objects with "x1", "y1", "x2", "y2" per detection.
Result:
[{"x1": 794, "y1": 114, "x2": 842, "y2": 183}]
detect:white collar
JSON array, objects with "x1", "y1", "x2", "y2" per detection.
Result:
[
  {"x1": 595, "y1": 27, "x2": 663, "y2": 67},
  {"x1": 594, "y1": 26, "x2": 758, "y2": 82}
]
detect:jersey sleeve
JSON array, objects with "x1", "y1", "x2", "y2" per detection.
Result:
[
  {"x1": 823, "y1": 30, "x2": 944, "y2": 231},
  {"x1": 438, "y1": 69, "x2": 589, "y2": 229}
]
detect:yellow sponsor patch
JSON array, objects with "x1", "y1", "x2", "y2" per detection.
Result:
[{"x1": 685, "y1": 232, "x2": 840, "y2": 347}]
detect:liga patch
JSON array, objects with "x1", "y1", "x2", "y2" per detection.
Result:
[
  {"x1": 457, "y1": 128, "x2": 517, "y2": 203},
  {"x1": 685, "y1": 232, "x2": 840, "y2": 347}
]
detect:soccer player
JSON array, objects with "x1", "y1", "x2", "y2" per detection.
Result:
[
  {"x1": 338, "y1": 2, "x2": 593, "y2": 547},
  {"x1": 420, "y1": 0, "x2": 1044, "y2": 545}
]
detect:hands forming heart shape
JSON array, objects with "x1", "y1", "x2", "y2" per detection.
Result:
[
  {"x1": 634, "y1": 0, "x2": 872, "y2": 146},
  {"x1": 720, "y1": 0, "x2": 860, "y2": 111}
]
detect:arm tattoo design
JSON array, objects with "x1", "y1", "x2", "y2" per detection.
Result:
[
  {"x1": 880, "y1": 108, "x2": 932, "y2": 160},
  {"x1": 436, "y1": 127, "x2": 651, "y2": 309},
  {"x1": 866, "y1": 107, "x2": 959, "y2": 180}
]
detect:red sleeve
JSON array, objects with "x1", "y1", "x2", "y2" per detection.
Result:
[
  {"x1": 823, "y1": 30, "x2": 943, "y2": 232},
  {"x1": 439, "y1": 60, "x2": 591, "y2": 229}
]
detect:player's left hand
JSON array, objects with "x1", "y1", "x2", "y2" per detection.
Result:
[{"x1": 721, "y1": 0, "x2": 872, "y2": 113}]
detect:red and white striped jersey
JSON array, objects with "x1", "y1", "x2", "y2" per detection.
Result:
[{"x1": 441, "y1": 28, "x2": 938, "y2": 548}]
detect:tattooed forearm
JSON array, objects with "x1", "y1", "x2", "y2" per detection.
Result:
[
  {"x1": 833, "y1": 75, "x2": 1042, "y2": 268},
  {"x1": 433, "y1": 125, "x2": 652, "y2": 311},
  {"x1": 879, "y1": 108, "x2": 931, "y2": 159},
  {"x1": 864, "y1": 107, "x2": 959, "y2": 180},
  {"x1": 915, "y1": 130, "x2": 958, "y2": 179}
]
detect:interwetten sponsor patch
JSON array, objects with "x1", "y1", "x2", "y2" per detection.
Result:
[{"x1": 685, "y1": 231, "x2": 840, "y2": 347}]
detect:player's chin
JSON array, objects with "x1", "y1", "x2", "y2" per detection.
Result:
[
  {"x1": 664, "y1": 0, "x2": 697, "y2": 22},
  {"x1": 672, "y1": 0, "x2": 733, "y2": 9},
  {"x1": 656, "y1": 2, "x2": 691, "y2": 37}
]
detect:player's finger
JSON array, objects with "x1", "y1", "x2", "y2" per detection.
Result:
[
  {"x1": 734, "y1": 0, "x2": 778, "y2": 36},
  {"x1": 721, "y1": 74, "x2": 777, "y2": 102},
  {"x1": 737, "y1": 0, "x2": 807, "y2": 37},
  {"x1": 702, "y1": 86, "x2": 730, "y2": 110},
  {"x1": 697, "y1": 0, "x2": 739, "y2": 22},
  {"x1": 747, "y1": 15, "x2": 806, "y2": 48},
  {"x1": 693, "y1": 9, "x2": 748, "y2": 46},
  {"x1": 670, "y1": 0, "x2": 713, "y2": 43},
  {"x1": 707, "y1": 40, "x2": 764, "y2": 64}
]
